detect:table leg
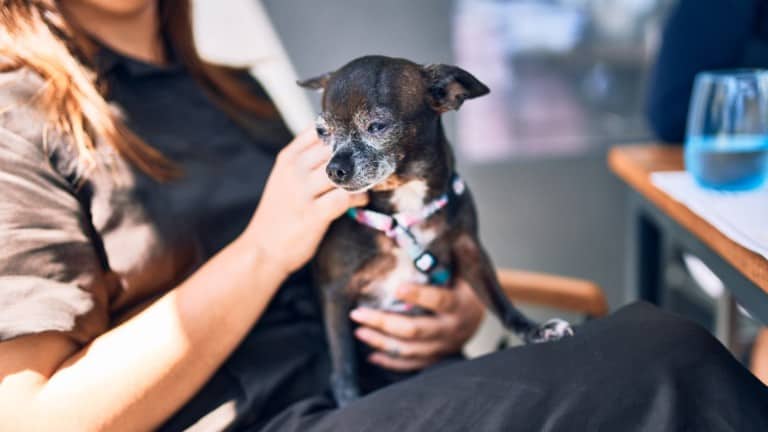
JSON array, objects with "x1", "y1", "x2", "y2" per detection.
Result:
[
  {"x1": 715, "y1": 292, "x2": 741, "y2": 353},
  {"x1": 627, "y1": 192, "x2": 665, "y2": 305}
]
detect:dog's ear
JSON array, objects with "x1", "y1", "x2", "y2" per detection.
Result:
[
  {"x1": 423, "y1": 64, "x2": 489, "y2": 113},
  {"x1": 297, "y1": 71, "x2": 334, "y2": 91}
]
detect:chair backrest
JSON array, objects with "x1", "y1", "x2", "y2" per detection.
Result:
[{"x1": 192, "y1": 0, "x2": 315, "y2": 134}]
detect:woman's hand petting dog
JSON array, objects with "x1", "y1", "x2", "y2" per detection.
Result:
[
  {"x1": 349, "y1": 278, "x2": 485, "y2": 372},
  {"x1": 244, "y1": 127, "x2": 368, "y2": 277}
]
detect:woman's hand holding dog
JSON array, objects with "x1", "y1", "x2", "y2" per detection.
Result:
[
  {"x1": 244, "y1": 127, "x2": 368, "y2": 277},
  {"x1": 350, "y1": 278, "x2": 485, "y2": 371}
]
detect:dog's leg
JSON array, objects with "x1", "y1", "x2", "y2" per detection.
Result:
[
  {"x1": 321, "y1": 282, "x2": 361, "y2": 406},
  {"x1": 453, "y1": 233, "x2": 573, "y2": 343}
]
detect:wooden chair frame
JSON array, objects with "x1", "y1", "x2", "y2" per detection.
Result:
[{"x1": 497, "y1": 269, "x2": 609, "y2": 318}]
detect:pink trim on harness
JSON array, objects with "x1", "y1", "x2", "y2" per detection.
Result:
[
  {"x1": 345, "y1": 176, "x2": 466, "y2": 289},
  {"x1": 348, "y1": 195, "x2": 450, "y2": 236}
]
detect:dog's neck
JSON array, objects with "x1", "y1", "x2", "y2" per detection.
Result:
[{"x1": 366, "y1": 121, "x2": 454, "y2": 215}]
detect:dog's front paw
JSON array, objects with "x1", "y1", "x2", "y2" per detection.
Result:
[{"x1": 525, "y1": 318, "x2": 574, "y2": 343}]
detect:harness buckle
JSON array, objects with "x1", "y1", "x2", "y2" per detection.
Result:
[
  {"x1": 414, "y1": 251, "x2": 437, "y2": 273},
  {"x1": 452, "y1": 176, "x2": 466, "y2": 195}
]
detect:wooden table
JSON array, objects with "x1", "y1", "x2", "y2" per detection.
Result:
[{"x1": 609, "y1": 144, "x2": 768, "y2": 329}]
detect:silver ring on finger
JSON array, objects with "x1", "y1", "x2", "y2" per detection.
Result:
[{"x1": 386, "y1": 342, "x2": 400, "y2": 358}]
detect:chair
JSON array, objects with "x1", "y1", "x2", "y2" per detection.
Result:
[
  {"x1": 498, "y1": 269, "x2": 608, "y2": 319},
  {"x1": 751, "y1": 329, "x2": 768, "y2": 385}
]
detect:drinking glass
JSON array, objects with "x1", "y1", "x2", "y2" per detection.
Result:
[{"x1": 685, "y1": 70, "x2": 768, "y2": 191}]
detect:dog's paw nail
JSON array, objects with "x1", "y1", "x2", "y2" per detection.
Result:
[{"x1": 528, "y1": 319, "x2": 573, "y2": 343}]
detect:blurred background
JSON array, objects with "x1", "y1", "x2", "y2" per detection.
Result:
[{"x1": 193, "y1": 0, "x2": 679, "y2": 352}]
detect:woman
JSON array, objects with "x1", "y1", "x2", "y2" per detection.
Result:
[{"x1": 0, "y1": 1, "x2": 765, "y2": 431}]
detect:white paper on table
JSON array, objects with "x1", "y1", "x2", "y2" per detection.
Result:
[{"x1": 650, "y1": 171, "x2": 768, "y2": 261}]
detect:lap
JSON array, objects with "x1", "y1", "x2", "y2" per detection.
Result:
[{"x1": 257, "y1": 302, "x2": 768, "y2": 432}]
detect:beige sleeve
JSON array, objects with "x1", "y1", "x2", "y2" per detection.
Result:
[{"x1": 0, "y1": 125, "x2": 112, "y2": 344}]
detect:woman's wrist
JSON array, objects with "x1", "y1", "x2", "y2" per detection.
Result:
[{"x1": 232, "y1": 232, "x2": 291, "y2": 287}]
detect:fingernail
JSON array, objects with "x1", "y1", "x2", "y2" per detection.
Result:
[{"x1": 350, "y1": 308, "x2": 368, "y2": 321}]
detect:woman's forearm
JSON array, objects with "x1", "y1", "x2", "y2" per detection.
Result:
[
  {"x1": 0, "y1": 130, "x2": 362, "y2": 431},
  {"x1": 28, "y1": 236, "x2": 286, "y2": 431}
]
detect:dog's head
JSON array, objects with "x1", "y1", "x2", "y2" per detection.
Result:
[{"x1": 298, "y1": 55, "x2": 489, "y2": 192}]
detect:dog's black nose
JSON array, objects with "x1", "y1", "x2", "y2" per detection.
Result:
[{"x1": 326, "y1": 154, "x2": 354, "y2": 184}]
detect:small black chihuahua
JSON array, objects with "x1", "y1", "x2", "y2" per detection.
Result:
[{"x1": 299, "y1": 56, "x2": 573, "y2": 406}]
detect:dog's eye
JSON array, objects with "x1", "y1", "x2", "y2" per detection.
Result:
[
  {"x1": 367, "y1": 122, "x2": 388, "y2": 133},
  {"x1": 316, "y1": 126, "x2": 330, "y2": 137}
]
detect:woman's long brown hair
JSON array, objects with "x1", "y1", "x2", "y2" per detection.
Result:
[{"x1": 0, "y1": 0, "x2": 275, "y2": 181}]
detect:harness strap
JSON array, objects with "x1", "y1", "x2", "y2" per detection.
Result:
[{"x1": 347, "y1": 175, "x2": 466, "y2": 288}]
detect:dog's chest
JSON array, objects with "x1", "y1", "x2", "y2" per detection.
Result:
[
  {"x1": 358, "y1": 245, "x2": 430, "y2": 311},
  {"x1": 357, "y1": 180, "x2": 443, "y2": 310},
  {"x1": 389, "y1": 180, "x2": 440, "y2": 245},
  {"x1": 391, "y1": 179, "x2": 436, "y2": 233}
]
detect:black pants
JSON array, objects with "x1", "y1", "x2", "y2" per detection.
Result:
[{"x1": 254, "y1": 302, "x2": 768, "y2": 432}]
